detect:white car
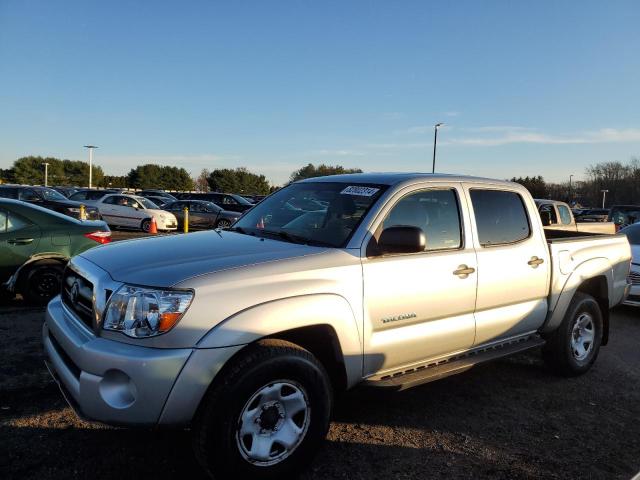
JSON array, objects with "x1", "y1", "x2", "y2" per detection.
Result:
[
  {"x1": 95, "y1": 194, "x2": 178, "y2": 232},
  {"x1": 619, "y1": 222, "x2": 640, "y2": 306}
]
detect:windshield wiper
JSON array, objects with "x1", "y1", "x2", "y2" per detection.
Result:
[{"x1": 226, "y1": 226, "x2": 255, "y2": 236}]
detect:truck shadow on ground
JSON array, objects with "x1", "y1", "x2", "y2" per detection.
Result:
[{"x1": 2, "y1": 349, "x2": 638, "y2": 480}]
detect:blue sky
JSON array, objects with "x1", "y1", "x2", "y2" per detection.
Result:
[{"x1": 1, "y1": 0, "x2": 639, "y2": 185}]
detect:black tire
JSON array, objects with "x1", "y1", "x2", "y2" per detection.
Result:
[
  {"x1": 216, "y1": 219, "x2": 232, "y2": 229},
  {"x1": 193, "y1": 339, "x2": 332, "y2": 480},
  {"x1": 141, "y1": 218, "x2": 152, "y2": 232},
  {"x1": 542, "y1": 292, "x2": 603, "y2": 376},
  {"x1": 20, "y1": 260, "x2": 65, "y2": 306}
]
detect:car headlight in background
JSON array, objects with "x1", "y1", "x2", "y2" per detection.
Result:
[{"x1": 103, "y1": 285, "x2": 194, "y2": 338}]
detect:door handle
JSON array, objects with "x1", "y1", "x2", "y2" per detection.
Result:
[
  {"x1": 528, "y1": 256, "x2": 545, "y2": 268},
  {"x1": 453, "y1": 265, "x2": 476, "y2": 277},
  {"x1": 8, "y1": 238, "x2": 34, "y2": 245}
]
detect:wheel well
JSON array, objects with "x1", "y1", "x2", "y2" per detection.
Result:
[
  {"x1": 576, "y1": 276, "x2": 610, "y2": 345},
  {"x1": 265, "y1": 324, "x2": 348, "y2": 393}
]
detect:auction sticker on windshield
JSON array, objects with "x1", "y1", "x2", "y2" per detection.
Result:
[{"x1": 341, "y1": 186, "x2": 380, "y2": 196}]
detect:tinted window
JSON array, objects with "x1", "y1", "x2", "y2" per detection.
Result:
[
  {"x1": 383, "y1": 189, "x2": 462, "y2": 251},
  {"x1": 7, "y1": 212, "x2": 30, "y2": 232},
  {"x1": 538, "y1": 204, "x2": 558, "y2": 225},
  {"x1": 0, "y1": 209, "x2": 6, "y2": 232},
  {"x1": 19, "y1": 189, "x2": 40, "y2": 201},
  {"x1": 70, "y1": 191, "x2": 87, "y2": 201},
  {"x1": 168, "y1": 202, "x2": 183, "y2": 211},
  {"x1": 470, "y1": 190, "x2": 531, "y2": 246},
  {"x1": 558, "y1": 205, "x2": 573, "y2": 225},
  {"x1": 103, "y1": 196, "x2": 119, "y2": 205}
]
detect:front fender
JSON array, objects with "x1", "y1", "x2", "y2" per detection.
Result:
[
  {"x1": 196, "y1": 293, "x2": 363, "y2": 387},
  {"x1": 542, "y1": 257, "x2": 612, "y2": 333}
]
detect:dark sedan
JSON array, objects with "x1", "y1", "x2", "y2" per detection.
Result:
[
  {"x1": 163, "y1": 200, "x2": 241, "y2": 230},
  {"x1": 0, "y1": 185, "x2": 101, "y2": 220},
  {"x1": 179, "y1": 192, "x2": 253, "y2": 213}
]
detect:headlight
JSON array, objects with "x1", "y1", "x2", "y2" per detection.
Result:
[{"x1": 103, "y1": 285, "x2": 194, "y2": 338}]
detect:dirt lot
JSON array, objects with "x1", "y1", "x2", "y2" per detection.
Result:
[{"x1": 0, "y1": 300, "x2": 638, "y2": 480}]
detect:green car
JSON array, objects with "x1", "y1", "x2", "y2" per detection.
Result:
[{"x1": 1, "y1": 199, "x2": 111, "y2": 305}]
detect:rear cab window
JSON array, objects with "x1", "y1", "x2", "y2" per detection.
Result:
[
  {"x1": 557, "y1": 204, "x2": 573, "y2": 225},
  {"x1": 470, "y1": 189, "x2": 531, "y2": 246}
]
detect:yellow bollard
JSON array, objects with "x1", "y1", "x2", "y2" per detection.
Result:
[
  {"x1": 183, "y1": 207, "x2": 189, "y2": 233},
  {"x1": 79, "y1": 204, "x2": 86, "y2": 221}
]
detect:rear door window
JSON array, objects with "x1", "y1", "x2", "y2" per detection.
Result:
[
  {"x1": 19, "y1": 189, "x2": 40, "y2": 201},
  {"x1": 470, "y1": 190, "x2": 531, "y2": 246}
]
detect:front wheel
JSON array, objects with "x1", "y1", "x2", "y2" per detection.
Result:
[
  {"x1": 193, "y1": 339, "x2": 332, "y2": 479},
  {"x1": 141, "y1": 218, "x2": 152, "y2": 232},
  {"x1": 542, "y1": 292, "x2": 603, "y2": 376},
  {"x1": 216, "y1": 218, "x2": 232, "y2": 229}
]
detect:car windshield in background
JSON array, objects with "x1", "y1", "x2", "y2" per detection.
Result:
[
  {"x1": 40, "y1": 188, "x2": 68, "y2": 201},
  {"x1": 137, "y1": 197, "x2": 159, "y2": 209},
  {"x1": 231, "y1": 194, "x2": 253, "y2": 205},
  {"x1": 620, "y1": 224, "x2": 640, "y2": 245},
  {"x1": 232, "y1": 182, "x2": 386, "y2": 247}
]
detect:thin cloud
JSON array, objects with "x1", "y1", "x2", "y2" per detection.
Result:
[
  {"x1": 444, "y1": 111, "x2": 460, "y2": 117},
  {"x1": 450, "y1": 127, "x2": 640, "y2": 146},
  {"x1": 310, "y1": 149, "x2": 366, "y2": 157}
]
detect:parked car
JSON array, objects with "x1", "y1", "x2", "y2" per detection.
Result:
[
  {"x1": 51, "y1": 186, "x2": 79, "y2": 198},
  {"x1": 1, "y1": 199, "x2": 110, "y2": 304},
  {"x1": 619, "y1": 223, "x2": 640, "y2": 306},
  {"x1": 536, "y1": 199, "x2": 615, "y2": 234},
  {"x1": 94, "y1": 194, "x2": 178, "y2": 232},
  {"x1": 44, "y1": 173, "x2": 632, "y2": 479},
  {"x1": 68, "y1": 189, "x2": 120, "y2": 204},
  {"x1": 139, "y1": 190, "x2": 178, "y2": 201},
  {"x1": 163, "y1": 200, "x2": 241, "y2": 230},
  {"x1": 608, "y1": 205, "x2": 640, "y2": 230},
  {"x1": 574, "y1": 208, "x2": 610, "y2": 223},
  {"x1": 144, "y1": 195, "x2": 171, "y2": 208},
  {"x1": 181, "y1": 192, "x2": 254, "y2": 213},
  {"x1": 0, "y1": 185, "x2": 101, "y2": 220}
]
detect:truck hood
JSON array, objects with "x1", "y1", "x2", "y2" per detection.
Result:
[{"x1": 79, "y1": 230, "x2": 326, "y2": 286}]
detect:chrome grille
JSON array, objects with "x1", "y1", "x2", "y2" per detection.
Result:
[
  {"x1": 61, "y1": 268, "x2": 94, "y2": 330},
  {"x1": 629, "y1": 271, "x2": 640, "y2": 286}
]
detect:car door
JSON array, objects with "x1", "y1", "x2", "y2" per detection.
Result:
[
  {"x1": 362, "y1": 184, "x2": 477, "y2": 375},
  {"x1": 167, "y1": 202, "x2": 185, "y2": 227},
  {"x1": 0, "y1": 208, "x2": 40, "y2": 282},
  {"x1": 464, "y1": 185, "x2": 550, "y2": 346},
  {"x1": 98, "y1": 196, "x2": 121, "y2": 226}
]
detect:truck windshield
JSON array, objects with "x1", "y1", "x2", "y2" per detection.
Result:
[{"x1": 232, "y1": 182, "x2": 386, "y2": 247}]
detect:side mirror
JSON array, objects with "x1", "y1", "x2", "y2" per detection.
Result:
[{"x1": 376, "y1": 226, "x2": 426, "y2": 255}]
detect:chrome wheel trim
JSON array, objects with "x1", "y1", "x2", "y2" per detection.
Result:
[
  {"x1": 571, "y1": 312, "x2": 595, "y2": 361},
  {"x1": 236, "y1": 380, "x2": 310, "y2": 466}
]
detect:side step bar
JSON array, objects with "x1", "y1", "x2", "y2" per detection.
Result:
[{"x1": 363, "y1": 334, "x2": 546, "y2": 391}]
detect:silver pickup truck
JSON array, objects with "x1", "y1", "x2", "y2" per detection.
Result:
[{"x1": 43, "y1": 173, "x2": 632, "y2": 479}]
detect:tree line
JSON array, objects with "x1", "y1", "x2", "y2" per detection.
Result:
[
  {"x1": 0, "y1": 156, "x2": 362, "y2": 195},
  {"x1": 511, "y1": 158, "x2": 640, "y2": 207}
]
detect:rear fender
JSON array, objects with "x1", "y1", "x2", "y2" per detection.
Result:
[{"x1": 542, "y1": 257, "x2": 612, "y2": 334}]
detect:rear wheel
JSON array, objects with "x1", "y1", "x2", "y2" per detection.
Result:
[
  {"x1": 542, "y1": 292, "x2": 603, "y2": 376},
  {"x1": 20, "y1": 260, "x2": 65, "y2": 306},
  {"x1": 193, "y1": 339, "x2": 332, "y2": 479}
]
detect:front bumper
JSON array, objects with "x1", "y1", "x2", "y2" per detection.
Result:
[{"x1": 43, "y1": 296, "x2": 242, "y2": 426}]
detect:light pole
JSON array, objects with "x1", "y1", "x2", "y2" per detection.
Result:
[
  {"x1": 43, "y1": 162, "x2": 50, "y2": 187},
  {"x1": 569, "y1": 174, "x2": 574, "y2": 204},
  {"x1": 601, "y1": 189, "x2": 609, "y2": 209},
  {"x1": 83, "y1": 145, "x2": 98, "y2": 188},
  {"x1": 432, "y1": 122, "x2": 444, "y2": 174}
]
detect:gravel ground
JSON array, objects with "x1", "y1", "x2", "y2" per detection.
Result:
[{"x1": 0, "y1": 300, "x2": 638, "y2": 480}]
